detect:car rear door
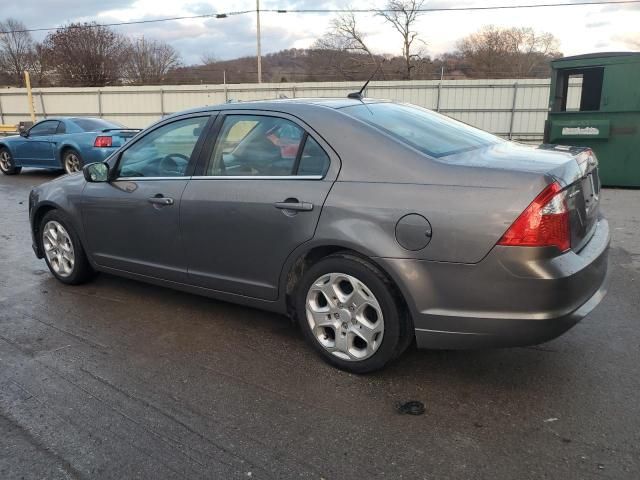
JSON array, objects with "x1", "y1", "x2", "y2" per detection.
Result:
[
  {"x1": 14, "y1": 120, "x2": 58, "y2": 165},
  {"x1": 81, "y1": 114, "x2": 214, "y2": 282},
  {"x1": 180, "y1": 111, "x2": 339, "y2": 300}
]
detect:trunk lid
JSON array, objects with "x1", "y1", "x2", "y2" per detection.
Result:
[
  {"x1": 100, "y1": 128, "x2": 141, "y2": 147},
  {"x1": 443, "y1": 141, "x2": 601, "y2": 254}
]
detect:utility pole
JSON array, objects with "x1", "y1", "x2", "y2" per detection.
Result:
[
  {"x1": 256, "y1": 0, "x2": 262, "y2": 83},
  {"x1": 24, "y1": 71, "x2": 36, "y2": 123}
]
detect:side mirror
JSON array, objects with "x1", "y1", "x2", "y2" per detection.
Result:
[
  {"x1": 83, "y1": 162, "x2": 109, "y2": 182},
  {"x1": 19, "y1": 130, "x2": 29, "y2": 138}
]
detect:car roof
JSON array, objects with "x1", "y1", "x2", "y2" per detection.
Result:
[
  {"x1": 164, "y1": 97, "x2": 391, "y2": 119},
  {"x1": 34, "y1": 116, "x2": 107, "y2": 123}
]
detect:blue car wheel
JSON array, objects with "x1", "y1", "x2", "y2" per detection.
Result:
[
  {"x1": 62, "y1": 149, "x2": 83, "y2": 174},
  {"x1": 0, "y1": 147, "x2": 21, "y2": 175}
]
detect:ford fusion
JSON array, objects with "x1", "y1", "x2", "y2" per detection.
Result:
[{"x1": 28, "y1": 99, "x2": 609, "y2": 373}]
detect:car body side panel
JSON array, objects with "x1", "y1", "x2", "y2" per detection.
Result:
[
  {"x1": 13, "y1": 136, "x2": 55, "y2": 166},
  {"x1": 29, "y1": 173, "x2": 88, "y2": 254},
  {"x1": 181, "y1": 178, "x2": 335, "y2": 300},
  {"x1": 316, "y1": 179, "x2": 547, "y2": 264},
  {"x1": 81, "y1": 179, "x2": 191, "y2": 282}
]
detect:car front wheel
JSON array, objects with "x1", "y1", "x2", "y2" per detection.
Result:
[
  {"x1": 0, "y1": 147, "x2": 22, "y2": 175},
  {"x1": 40, "y1": 210, "x2": 95, "y2": 285},
  {"x1": 295, "y1": 252, "x2": 410, "y2": 373}
]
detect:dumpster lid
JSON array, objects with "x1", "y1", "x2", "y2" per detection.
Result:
[{"x1": 552, "y1": 51, "x2": 640, "y2": 67}]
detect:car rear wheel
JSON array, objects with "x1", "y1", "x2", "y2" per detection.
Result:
[
  {"x1": 295, "y1": 252, "x2": 409, "y2": 373},
  {"x1": 40, "y1": 210, "x2": 95, "y2": 285},
  {"x1": 0, "y1": 147, "x2": 21, "y2": 175},
  {"x1": 62, "y1": 149, "x2": 83, "y2": 174}
]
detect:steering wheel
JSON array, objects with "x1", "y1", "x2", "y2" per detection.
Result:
[{"x1": 159, "y1": 153, "x2": 189, "y2": 175}]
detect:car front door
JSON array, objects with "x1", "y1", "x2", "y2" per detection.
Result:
[
  {"x1": 81, "y1": 114, "x2": 213, "y2": 282},
  {"x1": 14, "y1": 120, "x2": 58, "y2": 165},
  {"x1": 181, "y1": 112, "x2": 338, "y2": 300}
]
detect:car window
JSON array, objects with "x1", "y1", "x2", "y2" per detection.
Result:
[
  {"x1": 207, "y1": 115, "x2": 304, "y2": 176},
  {"x1": 29, "y1": 121, "x2": 60, "y2": 136},
  {"x1": 297, "y1": 136, "x2": 330, "y2": 176},
  {"x1": 117, "y1": 116, "x2": 208, "y2": 178},
  {"x1": 72, "y1": 118, "x2": 125, "y2": 132},
  {"x1": 55, "y1": 122, "x2": 66, "y2": 134},
  {"x1": 341, "y1": 103, "x2": 503, "y2": 158}
]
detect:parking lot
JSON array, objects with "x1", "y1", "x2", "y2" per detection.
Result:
[{"x1": 0, "y1": 170, "x2": 638, "y2": 479}]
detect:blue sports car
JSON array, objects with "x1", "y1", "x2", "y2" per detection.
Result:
[{"x1": 0, "y1": 117, "x2": 139, "y2": 175}]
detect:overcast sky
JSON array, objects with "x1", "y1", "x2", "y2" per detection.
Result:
[{"x1": 2, "y1": 0, "x2": 639, "y2": 64}]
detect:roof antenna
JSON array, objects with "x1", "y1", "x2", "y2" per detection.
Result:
[{"x1": 348, "y1": 60, "x2": 384, "y2": 100}]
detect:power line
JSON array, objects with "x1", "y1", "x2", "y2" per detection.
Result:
[
  {"x1": 0, "y1": 10, "x2": 254, "y2": 34},
  {"x1": 268, "y1": 0, "x2": 640, "y2": 13},
  {"x1": 0, "y1": 1, "x2": 638, "y2": 34}
]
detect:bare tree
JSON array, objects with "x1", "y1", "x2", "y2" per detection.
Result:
[
  {"x1": 312, "y1": 10, "x2": 380, "y2": 80},
  {"x1": 27, "y1": 42, "x2": 54, "y2": 86},
  {"x1": 457, "y1": 26, "x2": 561, "y2": 78},
  {"x1": 200, "y1": 52, "x2": 218, "y2": 65},
  {"x1": 43, "y1": 23, "x2": 130, "y2": 87},
  {"x1": 125, "y1": 37, "x2": 181, "y2": 84},
  {"x1": 0, "y1": 18, "x2": 36, "y2": 86},
  {"x1": 377, "y1": 0, "x2": 426, "y2": 79},
  {"x1": 316, "y1": 12, "x2": 375, "y2": 59}
]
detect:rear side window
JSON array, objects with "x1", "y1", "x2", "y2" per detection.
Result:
[
  {"x1": 297, "y1": 136, "x2": 330, "y2": 176},
  {"x1": 341, "y1": 103, "x2": 502, "y2": 158},
  {"x1": 208, "y1": 115, "x2": 304, "y2": 176}
]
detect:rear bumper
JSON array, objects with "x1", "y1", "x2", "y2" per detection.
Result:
[
  {"x1": 378, "y1": 218, "x2": 610, "y2": 349},
  {"x1": 83, "y1": 147, "x2": 117, "y2": 164}
]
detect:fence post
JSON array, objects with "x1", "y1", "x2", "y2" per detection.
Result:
[
  {"x1": 160, "y1": 88, "x2": 165, "y2": 116},
  {"x1": 292, "y1": 85, "x2": 297, "y2": 98},
  {"x1": 509, "y1": 82, "x2": 518, "y2": 140},
  {"x1": 0, "y1": 93, "x2": 4, "y2": 124},
  {"x1": 97, "y1": 90, "x2": 103, "y2": 118},
  {"x1": 39, "y1": 92, "x2": 47, "y2": 118},
  {"x1": 436, "y1": 66, "x2": 444, "y2": 112}
]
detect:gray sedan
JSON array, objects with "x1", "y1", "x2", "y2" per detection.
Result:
[{"x1": 28, "y1": 98, "x2": 610, "y2": 373}]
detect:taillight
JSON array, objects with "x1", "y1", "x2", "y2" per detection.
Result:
[
  {"x1": 498, "y1": 182, "x2": 570, "y2": 252},
  {"x1": 94, "y1": 136, "x2": 113, "y2": 148}
]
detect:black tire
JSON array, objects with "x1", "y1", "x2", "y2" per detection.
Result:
[
  {"x1": 0, "y1": 147, "x2": 21, "y2": 175},
  {"x1": 295, "y1": 252, "x2": 410, "y2": 374},
  {"x1": 40, "y1": 210, "x2": 96, "y2": 285},
  {"x1": 62, "y1": 149, "x2": 84, "y2": 175}
]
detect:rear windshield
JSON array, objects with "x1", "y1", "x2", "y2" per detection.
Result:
[
  {"x1": 71, "y1": 118, "x2": 125, "y2": 132},
  {"x1": 341, "y1": 102, "x2": 502, "y2": 158}
]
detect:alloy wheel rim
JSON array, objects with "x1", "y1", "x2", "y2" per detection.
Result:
[
  {"x1": 42, "y1": 221, "x2": 75, "y2": 277},
  {"x1": 0, "y1": 151, "x2": 11, "y2": 172},
  {"x1": 65, "y1": 153, "x2": 80, "y2": 173},
  {"x1": 306, "y1": 272, "x2": 385, "y2": 361}
]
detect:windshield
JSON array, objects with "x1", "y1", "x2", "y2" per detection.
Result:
[
  {"x1": 341, "y1": 102, "x2": 503, "y2": 158},
  {"x1": 71, "y1": 118, "x2": 125, "y2": 132}
]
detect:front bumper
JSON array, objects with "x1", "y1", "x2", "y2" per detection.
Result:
[{"x1": 378, "y1": 218, "x2": 610, "y2": 349}]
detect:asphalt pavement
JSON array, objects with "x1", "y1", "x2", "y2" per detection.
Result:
[{"x1": 1, "y1": 170, "x2": 638, "y2": 479}]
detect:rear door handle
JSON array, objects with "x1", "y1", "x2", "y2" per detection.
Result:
[
  {"x1": 274, "y1": 201, "x2": 313, "y2": 212},
  {"x1": 148, "y1": 196, "x2": 174, "y2": 206}
]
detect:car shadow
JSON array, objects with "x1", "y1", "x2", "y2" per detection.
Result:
[{"x1": 64, "y1": 272, "x2": 565, "y2": 393}]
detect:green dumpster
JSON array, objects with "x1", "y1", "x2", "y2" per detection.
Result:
[{"x1": 544, "y1": 52, "x2": 640, "y2": 187}]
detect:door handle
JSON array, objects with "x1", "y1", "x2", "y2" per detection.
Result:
[
  {"x1": 274, "y1": 200, "x2": 313, "y2": 212},
  {"x1": 148, "y1": 196, "x2": 174, "y2": 206}
]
